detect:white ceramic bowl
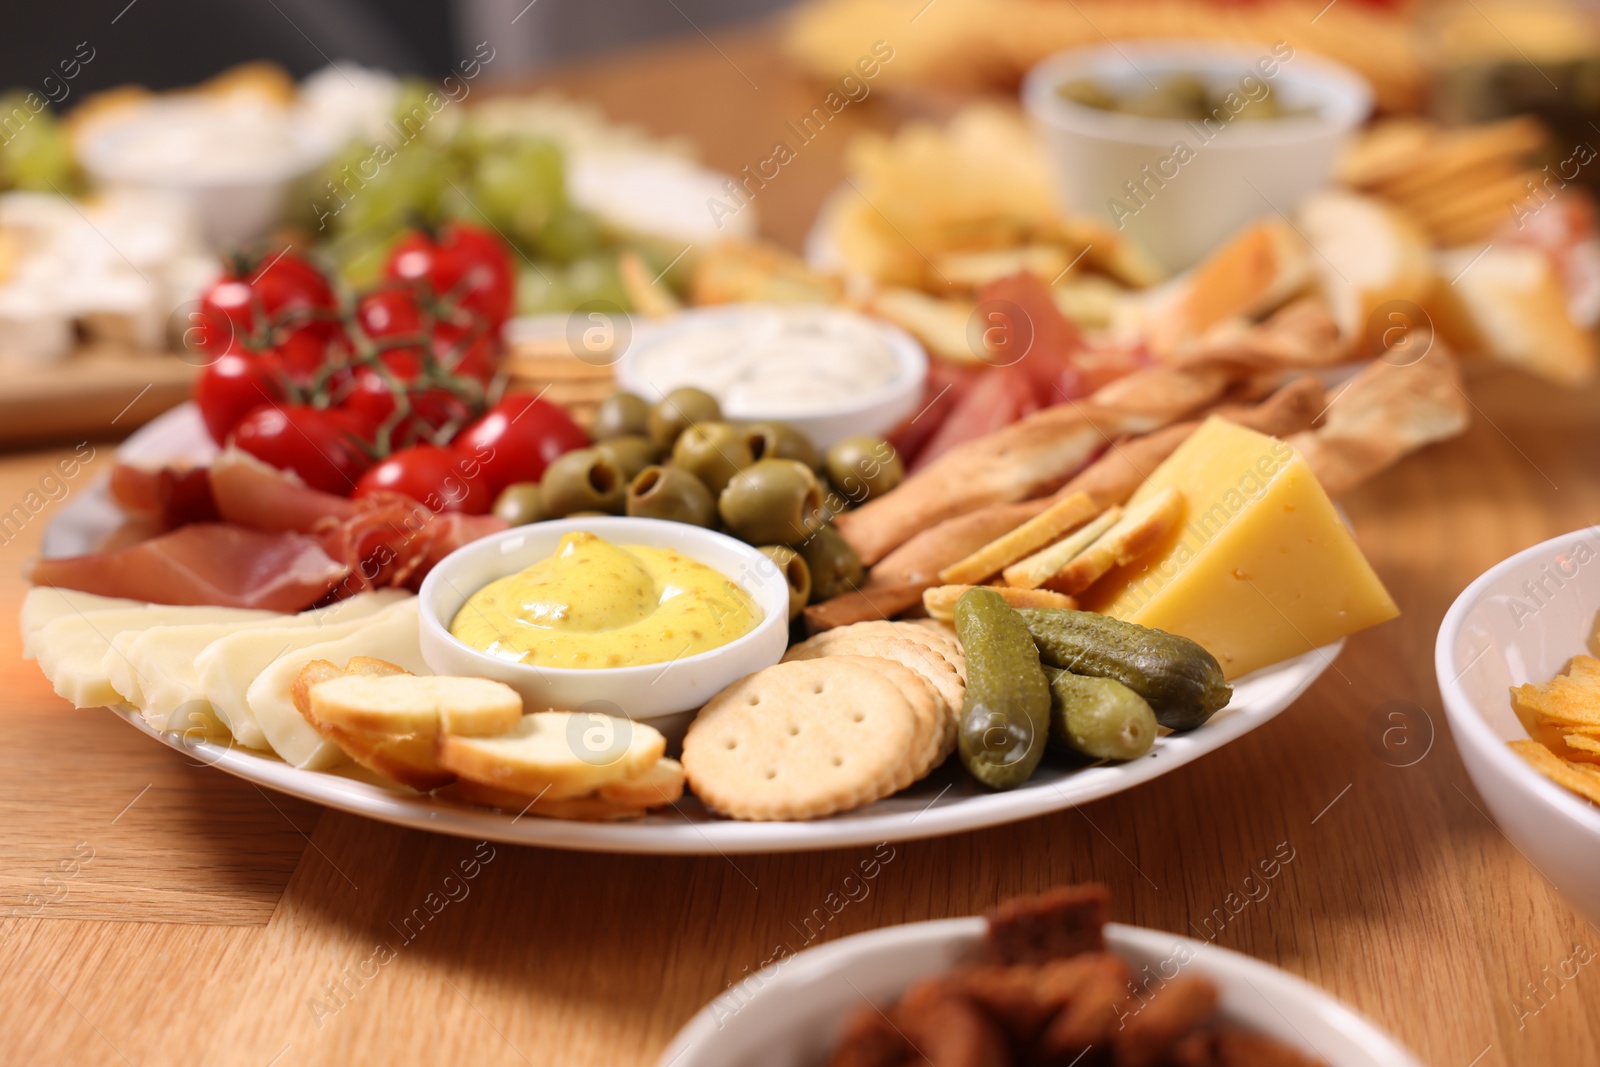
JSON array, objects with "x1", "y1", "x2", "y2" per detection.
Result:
[
  {"x1": 1436, "y1": 526, "x2": 1600, "y2": 925},
  {"x1": 615, "y1": 304, "x2": 928, "y2": 450},
  {"x1": 657, "y1": 918, "x2": 1422, "y2": 1067},
  {"x1": 1021, "y1": 40, "x2": 1373, "y2": 272},
  {"x1": 418, "y1": 517, "x2": 791, "y2": 737}
]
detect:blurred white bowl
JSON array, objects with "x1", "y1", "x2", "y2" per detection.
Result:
[
  {"x1": 417, "y1": 517, "x2": 790, "y2": 738},
  {"x1": 1436, "y1": 526, "x2": 1600, "y2": 925},
  {"x1": 657, "y1": 918, "x2": 1422, "y2": 1067},
  {"x1": 1022, "y1": 40, "x2": 1372, "y2": 272},
  {"x1": 615, "y1": 304, "x2": 927, "y2": 450}
]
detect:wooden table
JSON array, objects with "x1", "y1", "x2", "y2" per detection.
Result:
[{"x1": 3, "y1": 29, "x2": 1599, "y2": 1067}]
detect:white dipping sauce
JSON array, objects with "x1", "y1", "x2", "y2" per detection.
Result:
[{"x1": 628, "y1": 305, "x2": 904, "y2": 419}]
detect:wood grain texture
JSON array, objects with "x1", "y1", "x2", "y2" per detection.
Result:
[{"x1": 1, "y1": 29, "x2": 1598, "y2": 1067}]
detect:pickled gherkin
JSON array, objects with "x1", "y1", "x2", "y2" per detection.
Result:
[
  {"x1": 1046, "y1": 669, "x2": 1157, "y2": 761},
  {"x1": 954, "y1": 588, "x2": 1052, "y2": 790}
]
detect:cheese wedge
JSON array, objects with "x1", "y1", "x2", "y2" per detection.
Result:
[
  {"x1": 196, "y1": 592, "x2": 407, "y2": 750},
  {"x1": 245, "y1": 598, "x2": 429, "y2": 769},
  {"x1": 19, "y1": 587, "x2": 149, "y2": 659},
  {"x1": 33, "y1": 603, "x2": 276, "y2": 709},
  {"x1": 1083, "y1": 418, "x2": 1399, "y2": 679},
  {"x1": 114, "y1": 592, "x2": 404, "y2": 733}
]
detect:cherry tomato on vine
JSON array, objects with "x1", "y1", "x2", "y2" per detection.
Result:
[
  {"x1": 453, "y1": 395, "x2": 589, "y2": 495},
  {"x1": 385, "y1": 223, "x2": 514, "y2": 330},
  {"x1": 354, "y1": 444, "x2": 494, "y2": 513},
  {"x1": 356, "y1": 287, "x2": 424, "y2": 340},
  {"x1": 231, "y1": 404, "x2": 373, "y2": 496},
  {"x1": 340, "y1": 366, "x2": 478, "y2": 448},
  {"x1": 194, "y1": 350, "x2": 289, "y2": 446},
  {"x1": 197, "y1": 247, "x2": 338, "y2": 356}
]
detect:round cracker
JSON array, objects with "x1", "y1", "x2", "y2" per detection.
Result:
[
  {"x1": 828, "y1": 655, "x2": 941, "y2": 785},
  {"x1": 682, "y1": 659, "x2": 919, "y2": 821},
  {"x1": 785, "y1": 628, "x2": 966, "y2": 724}
]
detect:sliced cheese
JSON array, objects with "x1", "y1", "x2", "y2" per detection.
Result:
[
  {"x1": 19, "y1": 587, "x2": 149, "y2": 659},
  {"x1": 116, "y1": 592, "x2": 405, "y2": 734},
  {"x1": 33, "y1": 604, "x2": 276, "y2": 709},
  {"x1": 245, "y1": 597, "x2": 429, "y2": 769},
  {"x1": 195, "y1": 591, "x2": 409, "y2": 750},
  {"x1": 1083, "y1": 417, "x2": 1399, "y2": 679}
]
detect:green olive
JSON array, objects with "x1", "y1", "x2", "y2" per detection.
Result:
[
  {"x1": 592, "y1": 392, "x2": 651, "y2": 440},
  {"x1": 798, "y1": 524, "x2": 864, "y2": 601},
  {"x1": 741, "y1": 420, "x2": 820, "y2": 471},
  {"x1": 717, "y1": 459, "x2": 822, "y2": 546},
  {"x1": 566, "y1": 510, "x2": 611, "y2": 518},
  {"x1": 539, "y1": 447, "x2": 626, "y2": 517},
  {"x1": 595, "y1": 434, "x2": 660, "y2": 483},
  {"x1": 626, "y1": 465, "x2": 717, "y2": 527},
  {"x1": 492, "y1": 482, "x2": 546, "y2": 526},
  {"x1": 824, "y1": 436, "x2": 904, "y2": 506},
  {"x1": 671, "y1": 421, "x2": 753, "y2": 496},
  {"x1": 758, "y1": 545, "x2": 812, "y2": 620},
  {"x1": 646, "y1": 387, "x2": 721, "y2": 450}
]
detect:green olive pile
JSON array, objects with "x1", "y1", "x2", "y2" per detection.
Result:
[{"x1": 490, "y1": 387, "x2": 907, "y2": 620}]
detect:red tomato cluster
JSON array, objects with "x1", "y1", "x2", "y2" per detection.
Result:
[{"x1": 192, "y1": 222, "x2": 587, "y2": 512}]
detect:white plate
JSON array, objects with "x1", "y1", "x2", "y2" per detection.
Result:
[
  {"x1": 43, "y1": 403, "x2": 1339, "y2": 855},
  {"x1": 656, "y1": 917, "x2": 1421, "y2": 1067}
]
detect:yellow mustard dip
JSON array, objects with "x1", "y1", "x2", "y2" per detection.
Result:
[{"x1": 450, "y1": 531, "x2": 762, "y2": 669}]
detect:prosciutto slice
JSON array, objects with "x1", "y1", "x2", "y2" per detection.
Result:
[
  {"x1": 108, "y1": 463, "x2": 220, "y2": 527},
  {"x1": 209, "y1": 449, "x2": 357, "y2": 534},
  {"x1": 29, "y1": 524, "x2": 347, "y2": 612},
  {"x1": 317, "y1": 492, "x2": 505, "y2": 594}
]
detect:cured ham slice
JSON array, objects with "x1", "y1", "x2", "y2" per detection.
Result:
[
  {"x1": 108, "y1": 463, "x2": 219, "y2": 527},
  {"x1": 28, "y1": 524, "x2": 346, "y2": 612},
  {"x1": 209, "y1": 449, "x2": 356, "y2": 534},
  {"x1": 317, "y1": 492, "x2": 505, "y2": 594}
]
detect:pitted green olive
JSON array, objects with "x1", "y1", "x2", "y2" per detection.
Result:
[
  {"x1": 592, "y1": 392, "x2": 650, "y2": 440},
  {"x1": 758, "y1": 545, "x2": 812, "y2": 620},
  {"x1": 799, "y1": 523, "x2": 864, "y2": 601},
  {"x1": 671, "y1": 421, "x2": 753, "y2": 495},
  {"x1": 539, "y1": 447, "x2": 626, "y2": 517},
  {"x1": 594, "y1": 434, "x2": 660, "y2": 483},
  {"x1": 717, "y1": 459, "x2": 822, "y2": 546},
  {"x1": 824, "y1": 436, "x2": 904, "y2": 506},
  {"x1": 626, "y1": 465, "x2": 717, "y2": 528},
  {"x1": 741, "y1": 420, "x2": 820, "y2": 471},
  {"x1": 646, "y1": 387, "x2": 721, "y2": 450},
  {"x1": 492, "y1": 482, "x2": 546, "y2": 526}
]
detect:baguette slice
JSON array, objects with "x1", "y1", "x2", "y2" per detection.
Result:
[
  {"x1": 1002, "y1": 507, "x2": 1121, "y2": 590},
  {"x1": 1041, "y1": 487, "x2": 1185, "y2": 596},
  {"x1": 437, "y1": 712, "x2": 666, "y2": 800},
  {"x1": 452, "y1": 779, "x2": 651, "y2": 821},
  {"x1": 308, "y1": 673, "x2": 523, "y2": 736}
]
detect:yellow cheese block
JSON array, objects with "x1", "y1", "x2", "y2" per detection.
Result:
[{"x1": 1083, "y1": 417, "x2": 1398, "y2": 679}]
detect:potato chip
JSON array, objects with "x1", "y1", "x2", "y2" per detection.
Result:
[
  {"x1": 1511, "y1": 666, "x2": 1600, "y2": 728},
  {"x1": 1510, "y1": 740, "x2": 1600, "y2": 806}
]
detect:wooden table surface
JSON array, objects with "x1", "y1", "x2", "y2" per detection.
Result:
[{"x1": 4, "y1": 28, "x2": 1599, "y2": 1067}]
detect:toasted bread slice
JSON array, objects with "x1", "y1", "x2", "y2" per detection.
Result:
[
  {"x1": 452, "y1": 779, "x2": 650, "y2": 821},
  {"x1": 939, "y1": 492, "x2": 1106, "y2": 586},
  {"x1": 308, "y1": 674, "x2": 523, "y2": 737},
  {"x1": 1149, "y1": 220, "x2": 1310, "y2": 358},
  {"x1": 437, "y1": 711, "x2": 666, "y2": 800},
  {"x1": 1002, "y1": 507, "x2": 1121, "y2": 590},
  {"x1": 291, "y1": 657, "x2": 410, "y2": 721},
  {"x1": 1297, "y1": 191, "x2": 1435, "y2": 352},
  {"x1": 921, "y1": 585, "x2": 1076, "y2": 622},
  {"x1": 1041, "y1": 487, "x2": 1185, "y2": 596},
  {"x1": 596, "y1": 758, "x2": 685, "y2": 808}
]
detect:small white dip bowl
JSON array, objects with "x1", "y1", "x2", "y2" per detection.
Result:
[
  {"x1": 418, "y1": 517, "x2": 791, "y2": 737},
  {"x1": 1436, "y1": 525, "x2": 1600, "y2": 926},
  {"x1": 1022, "y1": 40, "x2": 1372, "y2": 272},
  {"x1": 615, "y1": 303, "x2": 928, "y2": 450}
]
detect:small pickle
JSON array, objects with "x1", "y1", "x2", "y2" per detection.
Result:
[
  {"x1": 1046, "y1": 668, "x2": 1157, "y2": 761},
  {"x1": 647, "y1": 387, "x2": 720, "y2": 450},
  {"x1": 742, "y1": 420, "x2": 820, "y2": 471},
  {"x1": 540, "y1": 447, "x2": 627, "y2": 517},
  {"x1": 758, "y1": 545, "x2": 812, "y2": 620},
  {"x1": 1018, "y1": 609, "x2": 1230, "y2": 731},
  {"x1": 718, "y1": 459, "x2": 822, "y2": 546},
  {"x1": 626, "y1": 465, "x2": 717, "y2": 527},
  {"x1": 797, "y1": 523, "x2": 863, "y2": 601},
  {"x1": 954, "y1": 587, "x2": 1052, "y2": 790},
  {"x1": 672, "y1": 421, "x2": 753, "y2": 495},
  {"x1": 595, "y1": 434, "x2": 660, "y2": 483},
  {"x1": 492, "y1": 482, "x2": 546, "y2": 526},
  {"x1": 824, "y1": 436, "x2": 904, "y2": 506},
  {"x1": 593, "y1": 392, "x2": 651, "y2": 440}
]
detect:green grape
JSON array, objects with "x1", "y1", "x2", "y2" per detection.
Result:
[
  {"x1": 0, "y1": 93, "x2": 74, "y2": 193},
  {"x1": 627, "y1": 234, "x2": 695, "y2": 296},
  {"x1": 565, "y1": 255, "x2": 631, "y2": 312},
  {"x1": 472, "y1": 138, "x2": 565, "y2": 249},
  {"x1": 535, "y1": 206, "x2": 606, "y2": 264},
  {"x1": 334, "y1": 231, "x2": 404, "y2": 289},
  {"x1": 516, "y1": 264, "x2": 574, "y2": 316}
]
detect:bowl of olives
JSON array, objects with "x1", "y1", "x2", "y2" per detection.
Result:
[{"x1": 1021, "y1": 39, "x2": 1372, "y2": 271}]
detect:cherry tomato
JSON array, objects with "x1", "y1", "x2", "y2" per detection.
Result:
[
  {"x1": 194, "y1": 350, "x2": 289, "y2": 446},
  {"x1": 385, "y1": 223, "x2": 514, "y2": 330},
  {"x1": 275, "y1": 322, "x2": 350, "y2": 384},
  {"x1": 198, "y1": 247, "x2": 337, "y2": 356},
  {"x1": 434, "y1": 332, "x2": 498, "y2": 382},
  {"x1": 340, "y1": 366, "x2": 477, "y2": 448},
  {"x1": 354, "y1": 444, "x2": 494, "y2": 513},
  {"x1": 356, "y1": 287, "x2": 424, "y2": 340},
  {"x1": 453, "y1": 395, "x2": 589, "y2": 495},
  {"x1": 231, "y1": 404, "x2": 372, "y2": 496}
]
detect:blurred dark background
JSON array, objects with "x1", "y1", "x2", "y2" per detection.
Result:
[{"x1": 4, "y1": 0, "x2": 799, "y2": 98}]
